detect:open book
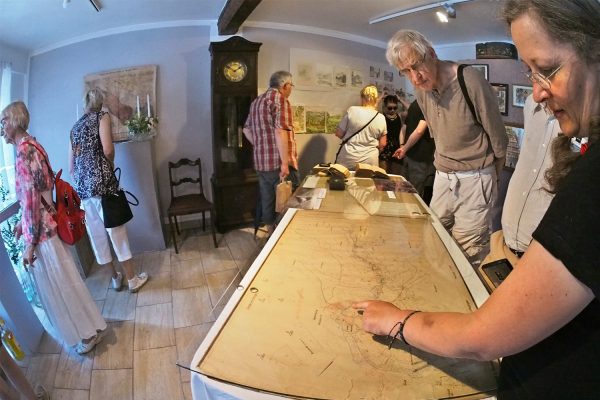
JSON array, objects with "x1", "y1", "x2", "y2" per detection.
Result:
[
  {"x1": 354, "y1": 163, "x2": 389, "y2": 179},
  {"x1": 311, "y1": 163, "x2": 350, "y2": 178}
]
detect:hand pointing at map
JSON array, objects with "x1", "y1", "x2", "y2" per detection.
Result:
[{"x1": 352, "y1": 300, "x2": 408, "y2": 336}]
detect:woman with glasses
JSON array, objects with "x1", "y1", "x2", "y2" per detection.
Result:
[
  {"x1": 354, "y1": 1, "x2": 599, "y2": 398},
  {"x1": 1, "y1": 101, "x2": 106, "y2": 356},
  {"x1": 334, "y1": 84, "x2": 387, "y2": 169}
]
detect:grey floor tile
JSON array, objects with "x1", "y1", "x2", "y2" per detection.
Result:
[
  {"x1": 93, "y1": 321, "x2": 134, "y2": 370},
  {"x1": 133, "y1": 347, "x2": 182, "y2": 400},
  {"x1": 134, "y1": 303, "x2": 175, "y2": 350},
  {"x1": 90, "y1": 369, "x2": 132, "y2": 400}
]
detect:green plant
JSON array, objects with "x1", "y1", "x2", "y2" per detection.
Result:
[{"x1": 125, "y1": 114, "x2": 158, "y2": 135}]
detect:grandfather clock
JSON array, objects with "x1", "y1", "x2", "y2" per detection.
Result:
[{"x1": 209, "y1": 36, "x2": 262, "y2": 233}]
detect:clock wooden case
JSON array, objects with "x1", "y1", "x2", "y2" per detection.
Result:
[{"x1": 209, "y1": 36, "x2": 262, "y2": 233}]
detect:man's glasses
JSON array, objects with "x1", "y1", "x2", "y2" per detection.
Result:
[
  {"x1": 398, "y1": 54, "x2": 427, "y2": 77},
  {"x1": 386, "y1": 106, "x2": 398, "y2": 111},
  {"x1": 524, "y1": 63, "x2": 564, "y2": 91}
]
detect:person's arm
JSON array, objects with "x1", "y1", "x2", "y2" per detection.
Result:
[
  {"x1": 99, "y1": 113, "x2": 115, "y2": 162},
  {"x1": 242, "y1": 127, "x2": 254, "y2": 145},
  {"x1": 68, "y1": 140, "x2": 74, "y2": 177},
  {"x1": 274, "y1": 128, "x2": 289, "y2": 178},
  {"x1": 354, "y1": 240, "x2": 594, "y2": 361},
  {"x1": 335, "y1": 127, "x2": 345, "y2": 139},
  {"x1": 378, "y1": 133, "x2": 387, "y2": 152},
  {"x1": 394, "y1": 120, "x2": 428, "y2": 159}
]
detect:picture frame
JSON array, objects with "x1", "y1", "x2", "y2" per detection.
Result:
[
  {"x1": 491, "y1": 83, "x2": 509, "y2": 116},
  {"x1": 470, "y1": 64, "x2": 489, "y2": 80},
  {"x1": 512, "y1": 84, "x2": 533, "y2": 107}
]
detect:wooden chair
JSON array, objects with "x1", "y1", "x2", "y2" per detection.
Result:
[{"x1": 167, "y1": 158, "x2": 217, "y2": 253}]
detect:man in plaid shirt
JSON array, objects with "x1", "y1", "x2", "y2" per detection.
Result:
[{"x1": 243, "y1": 70, "x2": 298, "y2": 234}]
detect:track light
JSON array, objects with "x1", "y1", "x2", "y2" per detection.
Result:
[{"x1": 436, "y1": 3, "x2": 456, "y2": 23}]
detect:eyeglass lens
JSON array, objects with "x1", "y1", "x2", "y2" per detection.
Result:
[{"x1": 387, "y1": 107, "x2": 397, "y2": 111}]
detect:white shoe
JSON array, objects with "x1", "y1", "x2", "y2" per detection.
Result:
[
  {"x1": 128, "y1": 272, "x2": 149, "y2": 293},
  {"x1": 111, "y1": 272, "x2": 123, "y2": 291}
]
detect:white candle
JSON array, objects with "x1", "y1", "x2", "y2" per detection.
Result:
[
  {"x1": 147, "y1": 94, "x2": 151, "y2": 117},
  {"x1": 136, "y1": 96, "x2": 140, "y2": 116}
]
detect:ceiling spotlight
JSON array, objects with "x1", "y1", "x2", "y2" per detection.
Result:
[{"x1": 437, "y1": 3, "x2": 456, "y2": 23}]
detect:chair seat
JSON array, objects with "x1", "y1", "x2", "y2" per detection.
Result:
[{"x1": 167, "y1": 194, "x2": 213, "y2": 216}]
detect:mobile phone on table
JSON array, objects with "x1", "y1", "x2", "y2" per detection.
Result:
[{"x1": 481, "y1": 258, "x2": 513, "y2": 291}]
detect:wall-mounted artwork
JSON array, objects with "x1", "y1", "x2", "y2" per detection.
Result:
[
  {"x1": 470, "y1": 64, "x2": 489, "y2": 80},
  {"x1": 369, "y1": 66, "x2": 381, "y2": 79},
  {"x1": 512, "y1": 85, "x2": 533, "y2": 107},
  {"x1": 491, "y1": 83, "x2": 509, "y2": 116},
  {"x1": 316, "y1": 64, "x2": 333, "y2": 88},
  {"x1": 306, "y1": 110, "x2": 327, "y2": 133},
  {"x1": 383, "y1": 70, "x2": 394, "y2": 83},
  {"x1": 334, "y1": 66, "x2": 349, "y2": 88},
  {"x1": 505, "y1": 125, "x2": 525, "y2": 168},
  {"x1": 84, "y1": 65, "x2": 157, "y2": 142},
  {"x1": 296, "y1": 63, "x2": 316, "y2": 87},
  {"x1": 326, "y1": 113, "x2": 342, "y2": 134},
  {"x1": 351, "y1": 70, "x2": 364, "y2": 87},
  {"x1": 292, "y1": 105, "x2": 306, "y2": 133}
]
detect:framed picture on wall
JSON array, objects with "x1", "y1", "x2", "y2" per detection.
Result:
[
  {"x1": 470, "y1": 64, "x2": 489, "y2": 80},
  {"x1": 491, "y1": 83, "x2": 509, "y2": 116},
  {"x1": 512, "y1": 84, "x2": 533, "y2": 107}
]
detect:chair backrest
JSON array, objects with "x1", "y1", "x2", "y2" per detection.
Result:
[{"x1": 168, "y1": 158, "x2": 204, "y2": 199}]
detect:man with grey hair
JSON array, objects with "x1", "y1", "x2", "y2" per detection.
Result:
[
  {"x1": 243, "y1": 70, "x2": 297, "y2": 235},
  {"x1": 386, "y1": 30, "x2": 507, "y2": 267}
]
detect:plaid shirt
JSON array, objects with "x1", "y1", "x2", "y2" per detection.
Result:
[{"x1": 244, "y1": 87, "x2": 297, "y2": 171}]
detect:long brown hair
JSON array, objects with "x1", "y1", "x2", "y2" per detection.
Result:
[{"x1": 503, "y1": 0, "x2": 600, "y2": 192}]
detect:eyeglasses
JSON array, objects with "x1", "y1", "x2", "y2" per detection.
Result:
[
  {"x1": 524, "y1": 63, "x2": 565, "y2": 90},
  {"x1": 398, "y1": 54, "x2": 427, "y2": 77},
  {"x1": 386, "y1": 106, "x2": 398, "y2": 111}
]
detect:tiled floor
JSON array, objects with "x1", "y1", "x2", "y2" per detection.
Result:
[{"x1": 20, "y1": 226, "x2": 265, "y2": 400}]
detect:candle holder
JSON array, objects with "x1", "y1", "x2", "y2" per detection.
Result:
[{"x1": 125, "y1": 114, "x2": 159, "y2": 140}]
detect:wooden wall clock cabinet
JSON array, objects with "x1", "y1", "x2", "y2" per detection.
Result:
[{"x1": 209, "y1": 36, "x2": 262, "y2": 233}]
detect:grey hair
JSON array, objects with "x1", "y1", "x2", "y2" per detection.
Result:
[
  {"x1": 85, "y1": 88, "x2": 104, "y2": 112},
  {"x1": 269, "y1": 71, "x2": 292, "y2": 89},
  {"x1": 386, "y1": 29, "x2": 434, "y2": 68},
  {"x1": 1, "y1": 101, "x2": 30, "y2": 131}
]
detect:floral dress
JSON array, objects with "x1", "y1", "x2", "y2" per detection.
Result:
[{"x1": 71, "y1": 111, "x2": 118, "y2": 200}]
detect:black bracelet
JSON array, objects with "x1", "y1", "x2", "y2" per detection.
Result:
[{"x1": 388, "y1": 310, "x2": 421, "y2": 349}]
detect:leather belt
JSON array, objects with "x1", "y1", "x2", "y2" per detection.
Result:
[{"x1": 508, "y1": 247, "x2": 524, "y2": 258}]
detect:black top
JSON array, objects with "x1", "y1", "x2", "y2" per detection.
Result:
[
  {"x1": 497, "y1": 142, "x2": 600, "y2": 399},
  {"x1": 379, "y1": 115, "x2": 402, "y2": 161},
  {"x1": 404, "y1": 100, "x2": 435, "y2": 163}
]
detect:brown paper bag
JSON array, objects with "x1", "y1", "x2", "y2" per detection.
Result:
[{"x1": 275, "y1": 179, "x2": 293, "y2": 212}]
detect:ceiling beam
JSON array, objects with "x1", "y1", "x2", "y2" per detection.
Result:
[{"x1": 218, "y1": 0, "x2": 262, "y2": 35}]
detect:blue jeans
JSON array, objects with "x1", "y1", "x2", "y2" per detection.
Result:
[{"x1": 257, "y1": 170, "x2": 281, "y2": 225}]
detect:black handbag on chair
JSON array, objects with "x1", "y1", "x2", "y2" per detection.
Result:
[{"x1": 101, "y1": 167, "x2": 140, "y2": 228}]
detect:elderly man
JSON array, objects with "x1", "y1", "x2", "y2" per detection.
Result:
[
  {"x1": 386, "y1": 30, "x2": 508, "y2": 267},
  {"x1": 243, "y1": 70, "x2": 298, "y2": 235}
]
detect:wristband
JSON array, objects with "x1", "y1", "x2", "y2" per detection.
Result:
[{"x1": 388, "y1": 310, "x2": 421, "y2": 349}]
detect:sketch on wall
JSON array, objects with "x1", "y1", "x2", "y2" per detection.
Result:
[
  {"x1": 296, "y1": 63, "x2": 316, "y2": 87},
  {"x1": 326, "y1": 113, "x2": 342, "y2": 134},
  {"x1": 84, "y1": 64, "x2": 157, "y2": 141},
  {"x1": 334, "y1": 66, "x2": 349, "y2": 88},
  {"x1": 383, "y1": 71, "x2": 394, "y2": 83},
  {"x1": 306, "y1": 110, "x2": 328, "y2": 134},
  {"x1": 369, "y1": 65, "x2": 381, "y2": 79},
  {"x1": 316, "y1": 64, "x2": 333, "y2": 87},
  {"x1": 351, "y1": 70, "x2": 364, "y2": 87},
  {"x1": 505, "y1": 125, "x2": 524, "y2": 168},
  {"x1": 292, "y1": 105, "x2": 306, "y2": 134}
]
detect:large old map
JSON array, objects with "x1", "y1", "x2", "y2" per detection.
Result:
[{"x1": 199, "y1": 210, "x2": 497, "y2": 399}]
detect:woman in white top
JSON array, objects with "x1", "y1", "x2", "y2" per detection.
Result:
[{"x1": 335, "y1": 85, "x2": 387, "y2": 169}]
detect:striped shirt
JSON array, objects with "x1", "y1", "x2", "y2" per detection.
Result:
[{"x1": 244, "y1": 87, "x2": 296, "y2": 171}]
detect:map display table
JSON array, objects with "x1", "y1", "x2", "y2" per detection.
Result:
[{"x1": 190, "y1": 176, "x2": 495, "y2": 400}]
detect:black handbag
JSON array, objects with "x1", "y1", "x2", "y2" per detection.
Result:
[{"x1": 101, "y1": 168, "x2": 139, "y2": 228}]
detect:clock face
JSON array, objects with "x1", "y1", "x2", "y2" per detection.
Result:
[{"x1": 223, "y1": 60, "x2": 248, "y2": 82}]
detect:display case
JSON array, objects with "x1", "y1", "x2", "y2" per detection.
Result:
[{"x1": 209, "y1": 37, "x2": 262, "y2": 232}]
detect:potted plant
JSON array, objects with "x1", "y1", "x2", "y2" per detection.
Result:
[{"x1": 125, "y1": 114, "x2": 159, "y2": 139}]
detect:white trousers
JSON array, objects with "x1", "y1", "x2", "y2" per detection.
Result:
[
  {"x1": 430, "y1": 165, "x2": 496, "y2": 267},
  {"x1": 82, "y1": 196, "x2": 132, "y2": 264}
]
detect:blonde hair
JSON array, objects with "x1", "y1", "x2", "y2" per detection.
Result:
[
  {"x1": 360, "y1": 85, "x2": 378, "y2": 106},
  {"x1": 386, "y1": 29, "x2": 434, "y2": 68},
  {"x1": 1, "y1": 101, "x2": 30, "y2": 131},
  {"x1": 85, "y1": 88, "x2": 104, "y2": 112}
]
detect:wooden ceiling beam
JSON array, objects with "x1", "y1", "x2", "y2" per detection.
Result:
[{"x1": 218, "y1": 0, "x2": 262, "y2": 35}]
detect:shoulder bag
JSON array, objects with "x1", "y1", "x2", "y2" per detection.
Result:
[
  {"x1": 334, "y1": 111, "x2": 380, "y2": 163},
  {"x1": 101, "y1": 167, "x2": 139, "y2": 228}
]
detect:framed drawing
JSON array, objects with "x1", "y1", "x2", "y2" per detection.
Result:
[
  {"x1": 85, "y1": 65, "x2": 157, "y2": 141},
  {"x1": 512, "y1": 84, "x2": 533, "y2": 107},
  {"x1": 470, "y1": 64, "x2": 489, "y2": 80},
  {"x1": 491, "y1": 83, "x2": 509, "y2": 116}
]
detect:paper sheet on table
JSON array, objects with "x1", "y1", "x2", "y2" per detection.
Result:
[{"x1": 285, "y1": 188, "x2": 327, "y2": 210}]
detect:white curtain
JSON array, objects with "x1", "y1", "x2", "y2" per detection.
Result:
[{"x1": 0, "y1": 63, "x2": 16, "y2": 208}]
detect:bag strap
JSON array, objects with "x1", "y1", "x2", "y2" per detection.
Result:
[
  {"x1": 457, "y1": 64, "x2": 480, "y2": 127},
  {"x1": 334, "y1": 111, "x2": 380, "y2": 163}
]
